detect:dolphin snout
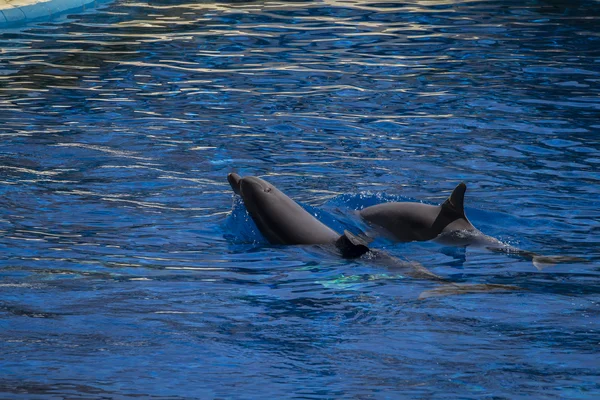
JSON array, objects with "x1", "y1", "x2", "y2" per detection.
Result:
[
  {"x1": 227, "y1": 173, "x2": 242, "y2": 195},
  {"x1": 240, "y1": 176, "x2": 274, "y2": 199}
]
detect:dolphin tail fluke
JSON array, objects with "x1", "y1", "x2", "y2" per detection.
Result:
[
  {"x1": 335, "y1": 230, "x2": 370, "y2": 258},
  {"x1": 441, "y1": 182, "x2": 467, "y2": 217},
  {"x1": 418, "y1": 283, "x2": 522, "y2": 300},
  {"x1": 485, "y1": 247, "x2": 583, "y2": 271},
  {"x1": 227, "y1": 172, "x2": 242, "y2": 195},
  {"x1": 532, "y1": 255, "x2": 586, "y2": 271}
]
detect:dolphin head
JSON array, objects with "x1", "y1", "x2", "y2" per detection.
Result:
[
  {"x1": 232, "y1": 174, "x2": 299, "y2": 244},
  {"x1": 238, "y1": 176, "x2": 277, "y2": 213},
  {"x1": 228, "y1": 173, "x2": 280, "y2": 220},
  {"x1": 227, "y1": 173, "x2": 276, "y2": 206}
]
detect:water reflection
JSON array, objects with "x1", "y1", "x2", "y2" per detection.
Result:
[{"x1": 1, "y1": 0, "x2": 599, "y2": 398}]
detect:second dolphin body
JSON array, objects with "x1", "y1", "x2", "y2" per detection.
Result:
[{"x1": 359, "y1": 183, "x2": 582, "y2": 269}]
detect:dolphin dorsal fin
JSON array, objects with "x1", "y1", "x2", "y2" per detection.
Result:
[{"x1": 441, "y1": 182, "x2": 467, "y2": 217}]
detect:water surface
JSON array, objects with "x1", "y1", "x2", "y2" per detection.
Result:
[{"x1": 1, "y1": 0, "x2": 599, "y2": 398}]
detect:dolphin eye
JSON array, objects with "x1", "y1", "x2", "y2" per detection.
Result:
[{"x1": 265, "y1": 187, "x2": 272, "y2": 193}]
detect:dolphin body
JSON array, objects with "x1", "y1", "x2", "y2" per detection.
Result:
[
  {"x1": 227, "y1": 173, "x2": 369, "y2": 258},
  {"x1": 360, "y1": 183, "x2": 473, "y2": 243},
  {"x1": 227, "y1": 173, "x2": 520, "y2": 298},
  {"x1": 359, "y1": 183, "x2": 582, "y2": 269}
]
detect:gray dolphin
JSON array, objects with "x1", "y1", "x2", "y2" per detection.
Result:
[
  {"x1": 359, "y1": 183, "x2": 583, "y2": 269},
  {"x1": 227, "y1": 173, "x2": 521, "y2": 297},
  {"x1": 228, "y1": 173, "x2": 369, "y2": 258},
  {"x1": 360, "y1": 183, "x2": 473, "y2": 242}
]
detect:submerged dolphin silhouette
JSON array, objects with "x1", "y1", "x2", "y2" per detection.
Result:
[
  {"x1": 227, "y1": 173, "x2": 520, "y2": 298},
  {"x1": 359, "y1": 183, "x2": 583, "y2": 269}
]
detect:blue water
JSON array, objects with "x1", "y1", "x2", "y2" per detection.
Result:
[{"x1": 1, "y1": 0, "x2": 599, "y2": 398}]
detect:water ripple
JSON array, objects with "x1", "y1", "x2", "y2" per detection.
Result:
[{"x1": 1, "y1": 0, "x2": 599, "y2": 398}]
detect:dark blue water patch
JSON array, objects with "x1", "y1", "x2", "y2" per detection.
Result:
[{"x1": 222, "y1": 195, "x2": 265, "y2": 244}]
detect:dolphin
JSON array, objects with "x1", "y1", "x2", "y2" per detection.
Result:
[
  {"x1": 228, "y1": 173, "x2": 369, "y2": 258},
  {"x1": 360, "y1": 183, "x2": 473, "y2": 242},
  {"x1": 359, "y1": 183, "x2": 583, "y2": 269},
  {"x1": 227, "y1": 173, "x2": 521, "y2": 297},
  {"x1": 227, "y1": 172, "x2": 444, "y2": 275}
]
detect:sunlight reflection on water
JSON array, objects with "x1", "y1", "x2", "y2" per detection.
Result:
[{"x1": 0, "y1": 0, "x2": 599, "y2": 398}]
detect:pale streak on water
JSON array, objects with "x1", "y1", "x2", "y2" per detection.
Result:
[{"x1": 0, "y1": 0, "x2": 599, "y2": 398}]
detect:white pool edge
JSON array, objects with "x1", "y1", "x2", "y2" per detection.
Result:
[{"x1": 0, "y1": 0, "x2": 100, "y2": 27}]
